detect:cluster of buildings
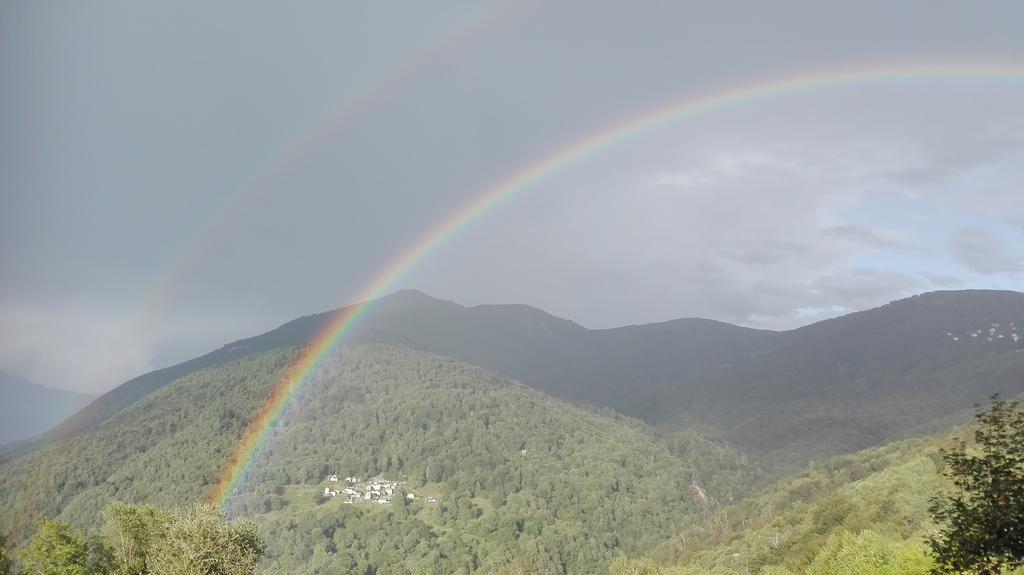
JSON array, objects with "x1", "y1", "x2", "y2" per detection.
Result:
[
  {"x1": 946, "y1": 322, "x2": 1022, "y2": 344},
  {"x1": 322, "y1": 475, "x2": 437, "y2": 505}
]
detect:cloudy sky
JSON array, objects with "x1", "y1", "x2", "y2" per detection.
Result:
[{"x1": 2, "y1": 1, "x2": 1023, "y2": 392}]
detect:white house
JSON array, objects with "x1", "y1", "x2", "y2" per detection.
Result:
[{"x1": 328, "y1": 475, "x2": 339, "y2": 482}]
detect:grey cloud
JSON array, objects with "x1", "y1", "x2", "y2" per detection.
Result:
[
  {"x1": 716, "y1": 240, "x2": 812, "y2": 267},
  {"x1": 924, "y1": 274, "x2": 964, "y2": 288},
  {"x1": 884, "y1": 129, "x2": 1024, "y2": 188},
  {"x1": 1007, "y1": 216, "x2": 1024, "y2": 233},
  {"x1": 808, "y1": 269, "x2": 923, "y2": 304},
  {"x1": 0, "y1": 298, "x2": 276, "y2": 392},
  {"x1": 949, "y1": 227, "x2": 1024, "y2": 275},
  {"x1": 822, "y1": 224, "x2": 909, "y2": 249},
  {"x1": 3, "y1": 0, "x2": 1024, "y2": 389},
  {"x1": 415, "y1": 141, "x2": 935, "y2": 330}
]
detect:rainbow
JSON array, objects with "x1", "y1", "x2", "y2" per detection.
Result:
[
  {"x1": 90, "y1": 3, "x2": 507, "y2": 391},
  {"x1": 209, "y1": 59, "x2": 1024, "y2": 507}
]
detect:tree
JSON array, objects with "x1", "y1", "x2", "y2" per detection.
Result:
[
  {"x1": 14, "y1": 503, "x2": 264, "y2": 575},
  {"x1": 21, "y1": 520, "x2": 94, "y2": 575},
  {"x1": 608, "y1": 556, "x2": 661, "y2": 575},
  {"x1": 928, "y1": 396, "x2": 1024, "y2": 574},
  {"x1": 806, "y1": 530, "x2": 932, "y2": 575},
  {"x1": 145, "y1": 504, "x2": 264, "y2": 575},
  {"x1": 102, "y1": 503, "x2": 170, "y2": 575},
  {"x1": 0, "y1": 534, "x2": 12, "y2": 575}
]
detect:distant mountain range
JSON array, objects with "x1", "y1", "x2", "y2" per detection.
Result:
[
  {"x1": 0, "y1": 371, "x2": 93, "y2": 444},
  {"x1": 3, "y1": 288, "x2": 1024, "y2": 573},
  {"x1": 47, "y1": 288, "x2": 1024, "y2": 471}
]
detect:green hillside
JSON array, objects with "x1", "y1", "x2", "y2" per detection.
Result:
[
  {"x1": 7, "y1": 290, "x2": 1022, "y2": 573},
  {"x1": 0, "y1": 349, "x2": 296, "y2": 542},
  {"x1": 41, "y1": 290, "x2": 1024, "y2": 476},
  {"x1": 612, "y1": 406, "x2": 1024, "y2": 575},
  {"x1": 0, "y1": 345, "x2": 755, "y2": 574},
  {"x1": 645, "y1": 435, "x2": 947, "y2": 574}
]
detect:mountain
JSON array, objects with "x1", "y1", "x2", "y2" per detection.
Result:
[
  {"x1": 637, "y1": 290, "x2": 1024, "y2": 469},
  {"x1": 41, "y1": 289, "x2": 1024, "y2": 472},
  {"x1": 355, "y1": 290, "x2": 1024, "y2": 470},
  {"x1": 0, "y1": 345, "x2": 754, "y2": 574},
  {"x1": 617, "y1": 431, "x2": 951, "y2": 574},
  {"x1": 0, "y1": 371, "x2": 93, "y2": 444},
  {"x1": 4, "y1": 290, "x2": 1023, "y2": 573}
]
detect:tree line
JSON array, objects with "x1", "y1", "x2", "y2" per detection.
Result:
[{"x1": 0, "y1": 502, "x2": 262, "y2": 575}]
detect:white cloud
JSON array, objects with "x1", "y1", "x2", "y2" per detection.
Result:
[
  {"x1": 822, "y1": 224, "x2": 910, "y2": 249},
  {"x1": 419, "y1": 139, "x2": 938, "y2": 330},
  {"x1": 0, "y1": 298, "x2": 275, "y2": 392},
  {"x1": 949, "y1": 227, "x2": 1024, "y2": 275},
  {"x1": 0, "y1": 300, "x2": 154, "y2": 393}
]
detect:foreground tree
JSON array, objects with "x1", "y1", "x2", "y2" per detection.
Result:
[
  {"x1": 928, "y1": 396, "x2": 1024, "y2": 574},
  {"x1": 16, "y1": 503, "x2": 263, "y2": 575},
  {"x1": 102, "y1": 503, "x2": 171, "y2": 575},
  {"x1": 21, "y1": 520, "x2": 94, "y2": 575},
  {"x1": 0, "y1": 535, "x2": 12, "y2": 575},
  {"x1": 144, "y1": 504, "x2": 264, "y2": 575}
]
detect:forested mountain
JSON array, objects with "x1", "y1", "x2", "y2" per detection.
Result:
[
  {"x1": 44, "y1": 289, "x2": 1024, "y2": 473},
  {"x1": 641, "y1": 290, "x2": 1024, "y2": 469},
  {"x1": 609, "y1": 432, "x2": 950, "y2": 574},
  {"x1": 0, "y1": 372, "x2": 92, "y2": 444},
  {"x1": 0, "y1": 345, "x2": 754, "y2": 574},
  {"x1": 342, "y1": 289, "x2": 1024, "y2": 471},
  {"x1": 3, "y1": 291, "x2": 1023, "y2": 573}
]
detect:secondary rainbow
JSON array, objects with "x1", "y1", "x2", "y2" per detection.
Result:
[
  {"x1": 209, "y1": 59, "x2": 1024, "y2": 508},
  {"x1": 90, "y1": 3, "x2": 508, "y2": 394}
]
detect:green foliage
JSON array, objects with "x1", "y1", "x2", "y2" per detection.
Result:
[
  {"x1": 0, "y1": 345, "x2": 754, "y2": 574},
  {"x1": 928, "y1": 396, "x2": 1024, "y2": 574},
  {"x1": 21, "y1": 520, "x2": 94, "y2": 575},
  {"x1": 103, "y1": 503, "x2": 169, "y2": 575},
  {"x1": 632, "y1": 436, "x2": 949, "y2": 574},
  {"x1": 0, "y1": 349, "x2": 297, "y2": 542},
  {"x1": 0, "y1": 534, "x2": 13, "y2": 575},
  {"x1": 246, "y1": 346, "x2": 736, "y2": 574},
  {"x1": 40, "y1": 289, "x2": 1024, "y2": 480},
  {"x1": 15, "y1": 503, "x2": 263, "y2": 575},
  {"x1": 608, "y1": 556, "x2": 661, "y2": 575},
  {"x1": 805, "y1": 530, "x2": 932, "y2": 575},
  {"x1": 4, "y1": 288, "x2": 1021, "y2": 575},
  {"x1": 143, "y1": 504, "x2": 264, "y2": 575}
]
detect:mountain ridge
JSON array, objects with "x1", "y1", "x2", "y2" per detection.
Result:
[
  {"x1": 0, "y1": 344, "x2": 754, "y2": 574},
  {"x1": 0, "y1": 371, "x2": 94, "y2": 444},
  {"x1": 38, "y1": 289, "x2": 1024, "y2": 473}
]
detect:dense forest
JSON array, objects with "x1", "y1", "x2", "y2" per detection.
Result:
[
  {"x1": 0, "y1": 345, "x2": 754, "y2": 574},
  {"x1": 2, "y1": 291, "x2": 1023, "y2": 573},
  {"x1": 4, "y1": 389, "x2": 1023, "y2": 574},
  {"x1": 1, "y1": 502, "x2": 264, "y2": 575},
  {"x1": 610, "y1": 397, "x2": 1024, "y2": 574},
  {"x1": 38, "y1": 290, "x2": 1024, "y2": 474}
]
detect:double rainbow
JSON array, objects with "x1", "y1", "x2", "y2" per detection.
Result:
[{"x1": 209, "y1": 60, "x2": 1024, "y2": 508}]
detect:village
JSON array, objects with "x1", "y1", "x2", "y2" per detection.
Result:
[
  {"x1": 322, "y1": 474, "x2": 438, "y2": 506},
  {"x1": 946, "y1": 321, "x2": 1023, "y2": 344}
]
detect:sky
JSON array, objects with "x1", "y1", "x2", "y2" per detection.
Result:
[{"x1": 2, "y1": 1, "x2": 1023, "y2": 393}]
